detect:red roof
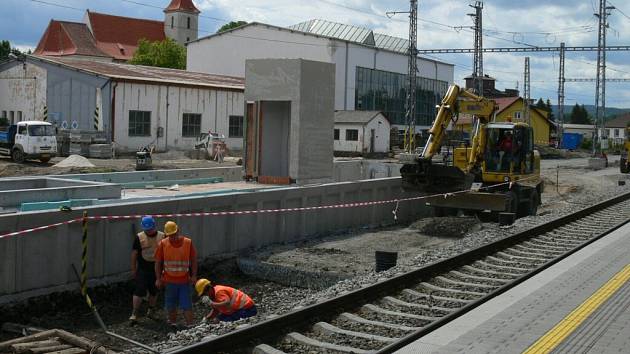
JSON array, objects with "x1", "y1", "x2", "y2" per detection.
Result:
[
  {"x1": 164, "y1": 0, "x2": 200, "y2": 13},
  {"x1": 34, "y1": 20, "x2": 109, "y2": 58},
  {"x1": 87, "y1": 11, "x2": 166, "y2": 60},
  {"x1": 493, "y1": 97, "x2": 521, "y2": 114}
]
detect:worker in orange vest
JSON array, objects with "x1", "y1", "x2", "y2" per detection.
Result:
[
  {"x1": 154, "y1": 221, "x2": 197, "y2": 328},
  {"x1": 195, "y1": 279, "x2": 257, "y2": 323}
]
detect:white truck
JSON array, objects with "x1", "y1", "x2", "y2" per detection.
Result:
[{"x1": 0, "y1": 121, "x2": 57, "y2": 163}]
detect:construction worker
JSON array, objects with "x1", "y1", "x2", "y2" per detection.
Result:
[
  {"x1": 195, "y1": 279, "x2": 257, "y2": 323},
  {"x1": 130, "y1": 216, "x2": 164, "y2": 322},
  {"x1": 154, "y1": 221, "x2": 198, "y2": 328}
]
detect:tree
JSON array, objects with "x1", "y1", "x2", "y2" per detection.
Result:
[
  {"x1": 0, "y1": 40, "x2": 10, "y2": 60},
  {"x1": 217, "y1": 21, "x2": 248, "y2": 33},
  {"x1": 535, "y1": 98, "x2": 546, "y2": 110},
  {"x1": 569, "y1": 103, "x2": 591, "y2": 124},
  {"x1": 130, "y1": 38, "x2": 186, "y2": 70},
  {"x1": 545, "y1": 99, "x2": 555, "y2": 121}
]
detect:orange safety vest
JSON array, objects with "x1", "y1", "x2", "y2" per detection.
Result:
[
  {"x1": 214, "y1": 285, "x2": 254, "y2": 314},
  {"x1": 162, "y1": 237, "x2": 192, "y2": 278},
  {"x1": 137, "y1": 231, "x2": 164, "y2": 262}
]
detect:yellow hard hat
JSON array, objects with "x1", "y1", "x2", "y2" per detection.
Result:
[
  {"x1": 195, "y1": 278, "x2": 211, "y2": 297},
  {"x1": 164, "y1": 221, "x2": 178, "y2": 236}
]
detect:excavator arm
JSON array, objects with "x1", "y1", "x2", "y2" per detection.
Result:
[{"x1": 400, "y1": 84, "x2": 496, "y2": 191}]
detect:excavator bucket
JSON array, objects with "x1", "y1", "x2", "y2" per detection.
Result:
[{"x1": 401, "y1": 161, "x2": 474, "y2": 193}]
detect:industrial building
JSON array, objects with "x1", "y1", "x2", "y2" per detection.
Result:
[
  {"x1": 186, "y1": 19, "x2": 454, "y2": 130},
  {"x1": 334, "y1": 110, "x2": 391, "y2": 154},
  {"x1": 0, "y1": 55, "x2": 245, "y2": 152}
]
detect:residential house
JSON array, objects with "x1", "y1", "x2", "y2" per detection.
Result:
[
  {"x1": 562, "y1": 124, "x2": 596, "y2": 140},
  {"x1": 599, "y1": 114, "x2": 630, "y2": 146},
  {"x1": 334, "y1": 111, "x2": 390, "y2": 153}
]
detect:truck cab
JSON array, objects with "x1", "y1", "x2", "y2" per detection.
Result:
[{"x1": 0, "y1": 121, "x2": 57, "y2": 163}]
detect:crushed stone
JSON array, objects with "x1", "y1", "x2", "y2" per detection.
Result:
[{"x1": 53, "y1": 155, "x2": 95, "y2": 168}]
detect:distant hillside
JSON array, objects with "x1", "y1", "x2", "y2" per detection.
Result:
[{"x1": 551, "y1": 105, "x2": 630, "y2": 121}]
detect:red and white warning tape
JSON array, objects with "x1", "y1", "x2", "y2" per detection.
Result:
[{"x1": 0, "y1": 176, "x2": 538, "y2": 239}]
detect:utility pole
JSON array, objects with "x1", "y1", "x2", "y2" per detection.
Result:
[
  {"x1": 558, "y1": 42, "x2": 565, "y2": 148},
  {"x1": 524, "y1": 57, "x2": 531, "y2": 125},
  {"x1": 594, "y1": 0, "x2": 614, "y2": 155},
  {"x1": 468, "y1": 1, "x2": 484, "y2": 95}
]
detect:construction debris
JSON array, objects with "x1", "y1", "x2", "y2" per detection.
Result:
[
  {"x1": 53, "y1": 155, "x2": 95, "y2": 168},
  {"x1": 0, "y1": 329, "x2": 117, "y2": 354}
]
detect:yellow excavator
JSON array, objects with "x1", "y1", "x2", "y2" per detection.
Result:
[
  {"x1": 621, "y1": 125, "x2": 630, "y2": 173},
  {"x1": 400, "y1": 84, "x2": 543, "y2": 218}
]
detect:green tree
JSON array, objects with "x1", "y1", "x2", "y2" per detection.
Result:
[
  {"x1": 217, "y1": 21, "x2": 248, "y2": 33},
  {"x1": 0, "y1": 40, "x2": 10, "y2": 60},
  {"x1": 569, "y1": 103, "x2": 591, "y2": 124},
  {"x1": 130, "y1": 38, "x2": 186, "y2": 69},
  {"x1": 545, "y1": 99, "x2": 555, "y2": 121},
  {"x1": 535, "y1": 98, "x2": 546, "y2": 109}
]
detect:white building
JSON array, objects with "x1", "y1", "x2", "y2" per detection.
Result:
[
  {"x1": 562, "y1": 124, "x2": 596, "y2": 139},
  {"x1": 186, "y1": 19, "x2": 454, "y2": 129},
  {"x1": 334, "y1": 111, "x2": 390, "y2": 153},
  {"x1": 0, "y1": 56, "x2": 245, "y2": 152},
  {"x1": 599, "y1": 115, "x2": 630, "y2": 146}
]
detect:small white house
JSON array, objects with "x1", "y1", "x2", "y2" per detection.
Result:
[{"x1": 334, "y1": 111, "x2": 390, "y2": 153}]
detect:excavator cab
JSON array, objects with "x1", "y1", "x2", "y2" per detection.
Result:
[
  {"x1": 621, "y1": 126, "x2": 630, "y2": 173},
  {"x1": 481, "y1": 123, "x2": 537, "y2": 181}
]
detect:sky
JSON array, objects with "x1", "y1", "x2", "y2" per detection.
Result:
[{"x1": 2, "y1": 0, "x2": 630, "y2": 107}]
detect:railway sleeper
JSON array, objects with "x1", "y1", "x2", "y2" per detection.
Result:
[
  {"x1": 284, "y1": 332, "x2": 369, "y2": 354},
  {"x1": 503, "y1": 247, "x2": 556, "y2": 259},
  {"x1": 448, "y1": 270, "x2": 511, "y2": 285},
  {"x1": 338, "y1": 312, "x2": 420, "y2": 333},
  {"x1": 363, "y1": 304, "x2": 440, "y2": 322},
  {"x1": 473, "y1": 260, "x2": 529, "y2": 275},
  {"x1": 517, "y1": 242, "x2": 568, "y2": 253},
  {"x1": 400, "y1": 288, "x2": 471, "y2": 307},
  {"x1": 313, "y1": 322, "x2": 396, "y2": 343},
  {"x1": 417, "y1": 282, "x2": 487, "y2": 298},
  {"x1": 253, "y1": 344, "x2": 287, "y2": 354},
  {"x1": 459, "y1": 265, "x2": 521, "y2": 281},
  {"x1": 434, "y1": 276, "x2": 498, "y2": 291},
  {"x1": 382, "y1": 296, "x2": 453, "y2": 315},
  {"x1": 496, "y1": 251, "x2": 549, "y2": 263},
  {"x1": 484, "y1": 256, "x2": 537, "y2": 270},
  {"x1": 536, "y1": 235, "x2": 584, "y2": 245}
]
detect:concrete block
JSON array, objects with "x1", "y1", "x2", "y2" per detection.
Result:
[{"x1": 588, "y1": 157, "x2": 607, "y2": 170}]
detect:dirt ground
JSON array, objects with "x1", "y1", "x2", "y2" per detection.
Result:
[{"x1": 0, "y1": 151, "x2": 238, "y2": 178}]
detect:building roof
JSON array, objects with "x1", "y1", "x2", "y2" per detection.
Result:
[
  {"x1": 561, "y1": 123, "x2": 596, "y2": 129},
  {"x1": 31, "y1": 56, "x2": 244, "y2": 90},
  {"x1": 604, "y1": 114, "x2": 630, "y2": 128},
  {"x1": 189, "y1": 21, "x2": 453, "y2": 67},
  {"x1": 86, "y1": 11, "x2": 166, "y2": 60},
  {"x1": 34, "y1": 20, "x2": 109, "y2": 58},
  {"x1": 493, "y1": 97, "x2": 521, "y2": 114},
  {"x1": 164, "y1": 0, "x2": 200, "y2": 13},
  {"x1": 335, "y1": 110, "x2": 386, "y2": 124}
]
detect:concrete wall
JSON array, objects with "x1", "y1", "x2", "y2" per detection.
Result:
[
  {"x1": 186, "y1": 24, "x2": 454, "y2": 112},
  {"x1": 52, "y1": 166, "x2": 243, "y2": 184},
  {"x1": 0, "y1": 177, "x2": 121, "y2": 208},
  {"x1": 0, "y1": 177, "x2": 427, "y2": 301},
  {"x1": 332, "y1": 160, "x2": 401, "y2": 182},
  {"x1": 0, "y1": 61, "x2": 47, "y2": 123},
  {"x1": 112, "y1": 82, "x2": 244, "y2": 152}
]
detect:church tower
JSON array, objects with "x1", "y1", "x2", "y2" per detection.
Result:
[{"x1": 164, "y1": 0, "x2": 200, "y2": 46}]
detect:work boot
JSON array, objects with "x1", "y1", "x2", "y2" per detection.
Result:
[{"x1": 129, "y1": 312, "x2": 138, "y2": 323}]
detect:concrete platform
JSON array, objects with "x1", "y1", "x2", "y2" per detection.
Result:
[{"x1": 396, "y1": 221, "x2": 630, "y2": 354}]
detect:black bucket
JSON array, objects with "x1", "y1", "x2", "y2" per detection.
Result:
[{"x1": 375, "y1": 251, "x2": 398, "y2": 272}]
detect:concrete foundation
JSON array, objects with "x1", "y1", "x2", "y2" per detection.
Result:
[
  {"x1": 0, "y1": 177, "x2": 120, "y2": 209},
  {"x1": 588, "y1": 157, "x2": 607, "y2": 170},
  {"x1": 0, "y1": 177, "x2": 426, "y2": 302},
  {"x1": 52, "y1": 166, "x2": 243, "y2": 184}
]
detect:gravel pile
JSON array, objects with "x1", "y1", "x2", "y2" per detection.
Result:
[
  {"x1": 145, "y1": 183, "x2": 629, "y2": 353},
  {"x1": 53, "y1": 155, "x2": 95, "y2": 168}
]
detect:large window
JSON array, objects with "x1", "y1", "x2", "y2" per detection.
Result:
[
  {"x1": 229, "y1": 115, "x2": 244, "y2": 137},
  {"x1": 128, "y1": 110, "x2": 151, "y2": 137},
  {"x1": 334, "y1": 128, "x2": 340, "y2": 140},
  {"x1": 346, "y1": 129, "x2": 359, "y2": 141},
  {"x1": 182, "y1": 113, "x2": 201, "y2": 137},
  {"x1": 354, "y1": 67, "x2": 449, "y2": 126}
]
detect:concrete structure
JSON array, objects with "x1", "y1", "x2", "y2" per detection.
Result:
[
  {"x1": 0, "y1": 56, "x2": 245, "y2": 152},
  {"x1": 455, "y1": 96, "x2": 552, "y2": 145},
  {"x1": 0, "y1": 177, "x2": 427, "y2": 302},
  {"x1": 244, "y1": 58, "x2": 335, "y2": 185},
  {"x1": 0, "y1": 177, "x2": 120, "y2": 210},
  {"x1": 334, "y1": 111, "x2": 390, "y2": 153},
  {"x1": 186, "y1": 20, "x2": 454, "y2": 128},
  {"x1": 34, "y1": 0, "x2": 200, "y2": 61},
  {"x1": 397, "y1": 222, "x2": 630, "y2": 353}
]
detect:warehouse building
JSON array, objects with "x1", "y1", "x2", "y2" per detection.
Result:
[
  {"x1": 0, "y1": 56, "x2": 245, "y2": 152},
  {"x1": 186, "y1": 19, "x2": 454, "y2": 130}
]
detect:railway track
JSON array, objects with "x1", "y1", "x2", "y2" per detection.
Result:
[{"x1": 171, "y1": 192, "x2": 630, "y2": 354}]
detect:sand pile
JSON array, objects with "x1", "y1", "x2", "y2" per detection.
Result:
[{"x1": 53, "y1": 154, "x2": 95, "y2": 168}]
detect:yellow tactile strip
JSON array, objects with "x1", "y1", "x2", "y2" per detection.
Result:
[{"x1": 523, "y1": 264, "x2": 630, "y2": 354}]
